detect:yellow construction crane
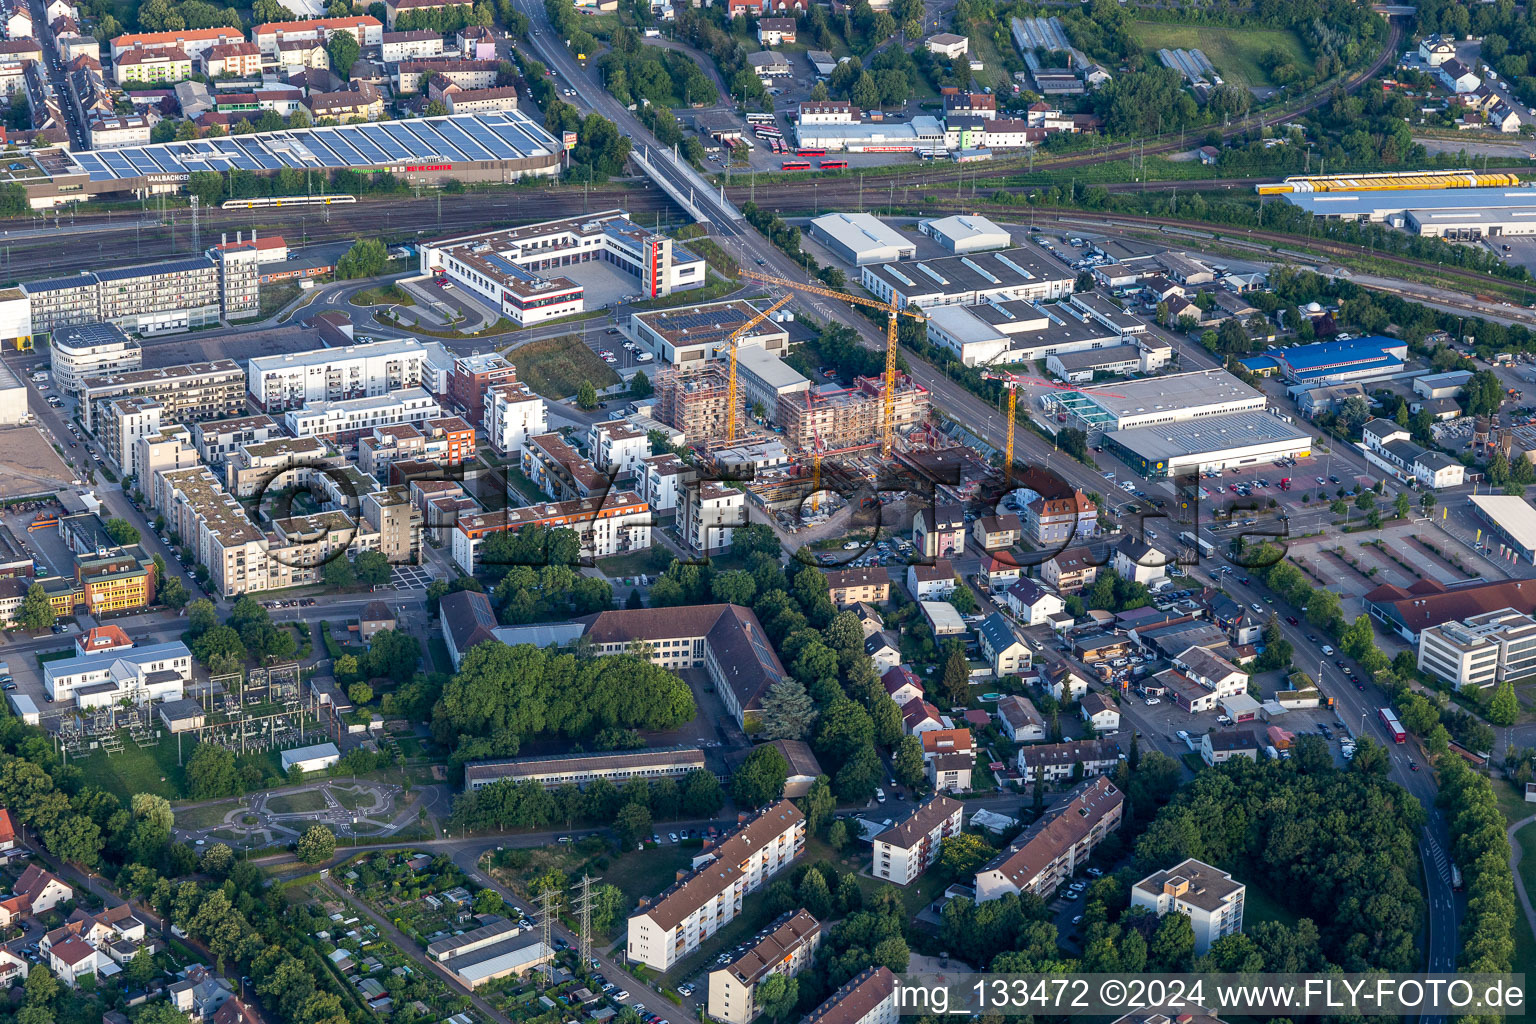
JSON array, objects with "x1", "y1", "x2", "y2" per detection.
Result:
[
  {"x1": 740, "y1": 269, "x2": 926, "y2": 458},
  {"x1": 980, "y1": 371, "x2": 1122, "y2": 485},
  {"x1": 726, "y1": 294, "x2": 794, "y2": 441}
]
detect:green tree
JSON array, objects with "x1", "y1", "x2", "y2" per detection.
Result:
[
  {"x1": 799, "y1": 775, "x2": 836, "y2": 832},
  {"x1": 187, "y1": 597, "x2": 218, "y2": 635},
  {"x1": 327, "y1": 31, "x2": 360, "y2": 76},
  {"x1": 797, "y1": 866, "x2": 832, "y2": 918},
  {"x1": 354, "y1": 550, "x2": 391, "y2": 585},
  {"x1": 941, "y1": 643, "x2": 969, "y2": 705},
  {"x1": 474, "y1": 888, "x2": 504, "y2": 916},
  {"x1": 755, "y1": 974, "x2": 798, "y2": 1021},
  {"x1": 892, "y1": 735, "x2": 926, "y2": 791},
  {"x1": 1489, "y1": 679, "x2": 1520, "y2": 726},
  {"x1": 576, "y1": 380, "x2": 599, "y2": 409},
  {"x1": 322, "y1": 555, "x2": 356, "y2": 588},
  {"x1": 937, "y1": 833, "x2": 992, "y2": 881},
  {"x1": 613, "y1": 802, "x2": 652, "y2": 848},
  {"x1": 348, "y1": 682, "x2": 373, "y2": 705},
  {"x1": 336, "y1": 237, "x2": 388, "y2": 279},
  {"x1": 14, "y1": 582, "x2": 55, "y2": 630},
  {"x1": 681, "y1": 768, "x2": 724, "y2": 815},
  {"x1": 103, "y1": 517, "x2": 140, "y2": 546},
  {"x1": 186, "y1": 744, "x2": 241, "y2": 799},
  {"x1": 827, "y1": 818, "x2": 849, "y2": 850},
  {"x1": 296, "y1": 824, "x2": 337, "y2": 863},
  {"x1": 732, "y1": 744, "x2": 789, "y2": 808},
  {"x1": 759, "y1": 678, "x2": 817, "y2": 740}
]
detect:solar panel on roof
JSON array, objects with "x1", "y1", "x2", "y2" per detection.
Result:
[
  {"x1": 434, "y1": 120, "x2": 493, "y2": 161},
  {"x1": 359, "y1": 124, "x2": 408, "y2": 158},
  {"x1": 318, "y1": 131, "x2": 366, "y2": 165},
  {"x1": 338, "y1": 129, "x2": 388, "y2": 164},
  {"x1": 410, "y1": 121, "x2": 467, "y2": 160}
]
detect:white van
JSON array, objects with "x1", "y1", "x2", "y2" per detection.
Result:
[{"x1": 875, "y1": 787, "x2": 886, "y2": 803}]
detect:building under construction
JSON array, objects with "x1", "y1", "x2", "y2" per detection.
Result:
[
  {"x1": 778, "y1": 374, "x2": 930, "y2": 451},
  {"x1": 655, "y1": 364, "x2": 745, "y2": 441}
]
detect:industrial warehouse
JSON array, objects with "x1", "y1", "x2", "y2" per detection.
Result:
[
  {"x1": 20, "y1": 111, "x2": 565, "y2": 204},
  {"x1": 1276, "y1": 184, "x2": 1536, "y2": 233},
  {"x1": 1041, "y1": 368, "x2": 1267, "y2": 434},
  {"x1": 1104, "y1": 411, "x2": 1312, "y2": 477}
]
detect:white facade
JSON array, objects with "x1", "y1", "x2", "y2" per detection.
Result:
[
  {"x1": 681, "y1": 481, "x2": 747, "y2": 553},
  {"x1": 627, "y1": 800, "x2": 805, "y2": 971},
  {"x1": 49, "y1": 324, "x2": 142, "y2": 394},
  {"x1": 484, "y1": 382, "x2": 547, "y2": 455},
  {"x1": 249, "y1": 338, "x2": 432, "y2": 412},
  {"x1": 281, "y1": 741, "x2": 341, "y2": 773},
  {"x1": 284, "y1": 388, "x2": 442, "y2": 437},
  {"x1": 860, "y1": 247, "x2": 1073, "y2": 309},
  {"x1": 43, "y1": 640, "x2": 192, "y2": 708},
  {"x1": 640, "y1": 453, "x2": 691, "y2": 512},
  {"x1": 1418, "y1": 608, "x2": 1536, "y2": 689},
  {"x1": 871, "y1": 797, "x2": 962, "y2": 886},
  {"x1": 1130, "y1": 858, "x2": 1245, "y2": 956},
  {"x1": 918, "y1": 214, "x2": 1009, "y2": 254},
  {"x1": 588, "y1": 419, "x2": 649, "y2": 478}
]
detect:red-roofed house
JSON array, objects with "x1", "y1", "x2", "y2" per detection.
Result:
[
  {"x1": 920, "y1": 728, "x2": 973, "y2": 761},
  {"x1": 14, "y1": 864, "x2": 72, "y2": 914},
  {"x1": 48, "y1": 937, "x2": 106, "y2": 986},
  {"x1": 77, "y1": 624, "x2": 134, "y2": 655},
  {"x1": 881, "y1": 666, "x2": 923, "y2": 706},
  {"x1": 0, "y1": 808, "x2": 16, "y2": 850},
  {"x1": 901, "y1": 698, "x2": 944, "y2": 736}
]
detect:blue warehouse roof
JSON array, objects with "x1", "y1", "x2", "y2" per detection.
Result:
[{"x1": 1276, "y1": 336, "x2": 1407, "y2": 372}]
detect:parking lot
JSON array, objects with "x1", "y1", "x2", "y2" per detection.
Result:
[{"x1": 389, "y1": 564, "x2": 435, "y2": 590}]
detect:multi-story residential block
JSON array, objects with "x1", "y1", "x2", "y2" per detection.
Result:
[
  {"x1": 465, "y1": 746, "x2": 706, "y2": 791},
  {"x1": 680, "y1": 481, "x2": 747, "y2": 554},
  {"x1": 581, "y1": 605, "x2": 785, "y2": 728},
  {"x1": 823, "y1": 566, "x2": 890, "y2": 606},
  {"x1": 627, "y1": 800, "x2": 805, "y2": 970},
  {"x1": 199, "y1": 40, "x2": 263, "y2": 77},
  {"x1": 134, "y1": 425, "x2": 199, "y2": 489},
  {"x1": 25, "y1": 251, "x2": 255, "y2": 338},
  {"x1": 484, "y1": 381, "x2": 547, "y2": 455},
  {"x1": 153, "y1": 466, "x2": 297, "y2": 598},
  {"x1": 448, "y1": 351, "x2": 517, "y2": 422},
  {"x1": 972, "y1": 513, "x2": 1021, "y2": 551},
  {"x1": 1200, "y1": 729, "x2": 1260, "y2": 767},
  {"x1": 451, "y1": 491, "x2": 652, "y2": 572},
  {"x1": 521, "y1": 431, "x2": 609, "y2": 501},
  {"x1": 224, "y1": 436, "x2": 333, "y2": 497},
  {"x1": 109, "y1": 27, "x2": 244, "y2": 61},
  {"x1": 193, "y1": 414, "x2": 281, "y2": 465},
  {"x1": 362, "y1": 486, "x2": 423, "y2": 563},
  {"x1": 78, "y1": 358, "x2": 245, "y2": 432},
  {"x1": 357, "y1": 416, "x2": 474, "y2": 479},
  {"x1": 975, "y1": 776, "x2": 1124, "y2": 901},
  {"x1": 906, "y1": 561, "x2": 956, "y2": 600},
  {"x1": 913, "y1": 503, "x2": 966, "y2": 558},
  {"x1": 1024, "y1": 491, "x2": 1097, "y2": 545},
  {"x1": 588, "y1": 419, "x2": 649, "y2": 478},
  {"x1": 46, "y1": 323, "x2": 141, "y2": 393},
  {"x1": 706, "y1": 910, "x2": 821, "y2": 1024},
  {"x1": 384, "y1": 0, "x2": 472, "y2": 27},
  {"x1": 444, "y1": 85, "x2": 520, "y2": 113},
  {"x1": 804, "y1": 968, "x2": 897, "y2": 1024},
  {"x1": 248, "y1": 338, "x2": 432, "y2": 412},
  {"x1": 99, "y1": 396, "x2": 161, "y2": 477},
  {"x1": 1418, "y1": 608, "x2": 1536, "y2": 689},
  {"x1": 284, "y1": 388, "x2": 442, "y2": 441},
  {"x1": 113, "y1": 47, "x2": 190, "y2": 84},
  {"x1": 1015, "y1": 737, "x2": 1121, "y2": 782},
  {"x1": 252, "y1": 16, "x2": 384, "y2": 54},
  {"x1": 872, "y1": 796, "x2": 962, "y2": 885},
  {"x1": 1043, "y1": 545, "x2": 1099, "y2": 594},
  {"x1": 640, "y1": 452, "x2": 692, "y2": 513},
  {"x1": 380, "y1": 28, "x2": 445, "y2": 62},
  {"x1": 1130, "y1": 858, "x2": 1245, "y2": 955},
  {"x1": 1004, "y1": 577, "x2": 1065, "y2": 626}
]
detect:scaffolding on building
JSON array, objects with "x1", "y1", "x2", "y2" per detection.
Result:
[
  {"x1": 778, "y1": 373, "x2": 930, "y2": 452},
  {"x1": 654, "y1": 364, "x2": 745, "y2": 441}
]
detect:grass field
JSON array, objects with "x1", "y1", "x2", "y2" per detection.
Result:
[
  {"x1": 173, "y1": 800, "x2": 241, "y2": 831},
  {"x1": 267, "y1": 789, "x2": 328, "y2": 814},
  {"x1": 504, "y1": 334, "x2": 620, "y2": 400},
  {"x1": 1514, "y1": 822, "x2": 1536, "y2": 980},
  {"x1": 77, "y1": 731, "x2": 283, "y2": 802},
  {"x1": 1129, "y1": 21, "x2": 1310, "y2": 90}
]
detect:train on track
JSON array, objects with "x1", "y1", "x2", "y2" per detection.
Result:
[{"x1": 221, "y1": 194, "x2": 358, "y2": 210}]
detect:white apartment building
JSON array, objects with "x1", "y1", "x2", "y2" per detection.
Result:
[
  {"x1": 284, "y1": 388, "x2": 442, "y2": 439},
  {"x1": 484, "y1": 381, "x2": 547, "y2": 455},
  {"x1": 588, "y1": 419, "x2": 649, "y2": 478},
  {"x1": 871, "y1": 796, "x2": 962, "y2": 886},
  {"x1": 627, "y1": 800, "x2": 805, "y2": 971},
  {"x1": 804, "y1": 968, "x2": 897, "y2": 1024},
  {"x1": 193, "y1": 414, "x2": 282, "y2": 465},
  {"x1": 248, "y1": 338, "x2": 432, "y2": 412},
  {"x1": 102, "y1": 396, "x2": 162, "y2": 477},
  {"x1": 1173, "y1": 646, "x2": 1248, "y2": 698},
  {"x1": 251, "y1": 15, "x2": 384, "y2": 54},
  {"x1": 48, "y1": 323, "x2": 141, "y2": 394},
  {"x1": 1130, "y1": 858, "x2": 1245, "y2": 956},
  {"x1": 975, "y1": 777, "x2": 1124, "y2": 902},
  {"x1": 706, "y1": 910, "x2": 821, "y2": 1024},
  {"x1": 640, "y1": 452, "x2": 692, "y2": 512},
  {"x1": 1418, "y1": 608, "x2": 1536, "y2": 689},
  {"x1": 681, "y1": 481, "x2": 747, "y2": 554},
  {"x1": 451, "y1": 492, "x2": 653, "y2": 573}
]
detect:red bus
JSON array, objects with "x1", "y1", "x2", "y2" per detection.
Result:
[
  {"x1": 781, "y1": 160, "x2": 811, "y2": 171},
  {"x1": 819, "y1": 159, "x2": 848, "y2": 170},
  {"x1": 798, "y1": 148, "x2": 827, "y2": 157},
  {"x1": 1379, "y1": 707, "x2": 1406, "y2": 743}
]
